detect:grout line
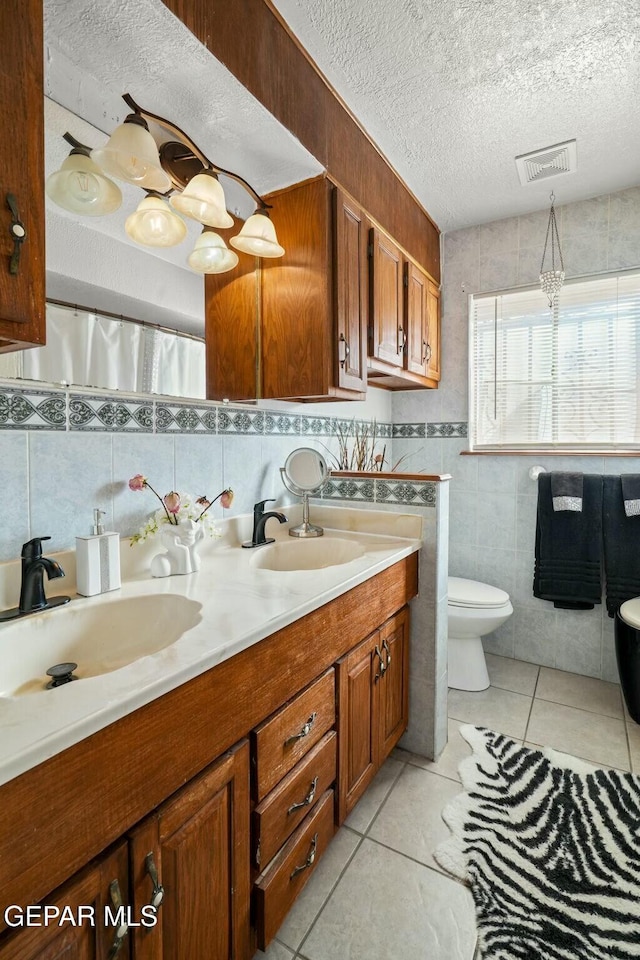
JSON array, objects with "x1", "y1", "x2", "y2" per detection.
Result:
[
  {"x1": 523, "y1": 666, "x2": 541, "y2": 741},
  {"x1": 364, "y1": 834, "x2": 466, "y2": 885},
  {"x1": 532, "y1": 694, "x2": 625, "y2": 723}
]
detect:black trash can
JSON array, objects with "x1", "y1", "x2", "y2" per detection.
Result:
[{"x1": 615, "y1": 600, "x2": 640, "y2": 724}]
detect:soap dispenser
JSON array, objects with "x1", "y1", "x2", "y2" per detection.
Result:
[{"x1": 76, "y1": 509, "x2": 121, "y2": 597}]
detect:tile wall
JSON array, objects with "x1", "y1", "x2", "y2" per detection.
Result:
[{"x1": 392, "y1": 185, "x2": 640, "y2": 683}]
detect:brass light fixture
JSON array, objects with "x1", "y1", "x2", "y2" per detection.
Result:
[
  {"x1": 46, "y1": 93, "x2": 285, "y2": 273},
  {"x1": 539, "y1": 192, "x2": 564, "y2": 308}
]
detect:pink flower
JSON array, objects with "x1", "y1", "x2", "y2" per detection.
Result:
[
  {"x1": 195, "y1": 487, "x2": 234, "y2": 522},
  {"x1": 164, "y1": 492, "x2": 181, "y2": 515},
  {"x1": 220, "y1": 489, "x2": 234, "y2": 509},
  {"x1": 129, "y1": 474, "x2": 147, "y2": 491}
]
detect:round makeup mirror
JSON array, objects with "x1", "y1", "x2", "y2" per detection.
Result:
[{"x1": 280, "y1": 447, "x2": 330, "y2": 537}]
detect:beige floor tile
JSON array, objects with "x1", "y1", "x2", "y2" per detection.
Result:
[
  {"x1": 253, "y1": 941, "x2": 295, "y2": 960},
  {"x1": 485, "y1": 653, "x2": 539, "y2": 696},
  {"x1": 628, "y1": 721, "x2": 640, "y2": 773},
  {"x1": 523, "y1": 742, "x2": 600, "y2": 773},
  {"x1": 448, "y1": 685, "x2": 531, "y2": 739},
  {"x1": 344, "y1": 756, "x2": 404, "y2": 834},
  {"x1": 535, "y1": 667, "x2": 623, "y2": 719},
  {"x1": 394, "y1": 718, "x2": 472, "y2": 782},
  {"x1": 276, "y1": 827, "x2": 360, "y2": 952},
  {"x1": 368, "y1": 765, "x2": 461, "y2": 872},
  {"x1": 526, "y1": 699, "x2": 630, "y2": 770},
  {"x1": 300, "y1": 839, "x2": 476, "y2": 960}
]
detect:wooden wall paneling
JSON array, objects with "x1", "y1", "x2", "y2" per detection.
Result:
[
  {"x1": 0, "y1": 554, "x2": 418, "y2": 929},
  {"x1": 162, "y1": 0, "x2": 440, "y2": 281}
]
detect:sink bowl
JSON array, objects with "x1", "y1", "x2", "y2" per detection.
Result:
[
  {"x1": 251, "y1": 537, "x2": 365, "y2": 572},
  {"x1": 0, "y1": 594, "x2": 202, "y2": 696}
]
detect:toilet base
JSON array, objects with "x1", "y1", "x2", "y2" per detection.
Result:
[{"x1": 448, "y1": 635, "x2": 490, "y2": 691}]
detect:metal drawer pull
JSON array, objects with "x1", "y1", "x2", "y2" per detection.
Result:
[
  {"x1": 6, "y1": 194, "x2": 26, "y2": 276},
  {"x1": 290, "y1": 833, "x2": 318, "y2": 880},
  {"x1": 107, "y1": 879, "x2": 128, "y2": 959},
  {"x1": 398, "y1": 327, "x2": 406, "y2": 351},
  {"x1": 285, "y1": 712, "x2": 317, "y2": 746},
  {"x1": 374, "y1": 645, "x2": 386, "y2": 682},
  {"x1": 382, "y1": 638, "x2": 392, "y2": 670},
  {"x1": 422, "y1": 340, "x2": 432, "y2": 364},
  {"x1": 288, "y1": 776, "x2": 319, "y2": 815},
  {"x1": 339, "y1": 333, "x2": 351, "y2": 368},
  {"x1": 145, "y1": 851, "x2": 165, "y2": 910}
]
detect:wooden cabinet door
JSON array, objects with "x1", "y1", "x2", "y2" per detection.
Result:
[
  {"x1": 336, "y1": 630, "x2": 381, "y2": 823},
  {"x1": 0, "y1": 843, "x2": 130, "y2": 960},
  {"x1": 129, "y1": 741, "x2": 251, "y2": 960},
  {"x1": 405, "y1": 262, "x2": 429, "y2": 376},
  {"x1": 426, "y1": 278, "x2": 441, "y2": 382},
  {"x1": 369, "y1": 228, "x2": 404, "y2": 367},
  {"x1": 334, "y1": 190, "x2": 368, "y2": 393},
  {"x1": 0, "y1": 0, "x2": 46, "y2": 350},
  {"x1": 378, "y1": 608, "x2": 410, "y2": 760}
]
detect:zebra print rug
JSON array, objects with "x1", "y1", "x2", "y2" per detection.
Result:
[{"x1": 435, "y1": 725, "x2": 640, "y2": 959}]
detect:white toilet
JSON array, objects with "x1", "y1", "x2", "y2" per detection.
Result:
[{"x1": 447, "y1": 577, "x2": 514, "y2": 691}]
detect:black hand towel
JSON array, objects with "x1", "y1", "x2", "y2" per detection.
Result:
[
  {"x1": 533, "y1": 472, "x2": 602, "y2": 609},
  {"x1": 550, "y1": 471, "x2": 583, "y2": 512},
  {"x1": 603, "y1": 475, "x2": 640, "y2": 616},
  {"x1": 620, "y1": 474, "x2": 640, "y2": 518}
]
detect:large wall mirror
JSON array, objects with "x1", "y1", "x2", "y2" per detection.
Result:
[{"x1": 2, "y1": 0, "x2": 322, "y2": 399}]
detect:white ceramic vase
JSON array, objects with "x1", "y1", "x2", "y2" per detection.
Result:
[{"x1": 150, "y1": 519, "x2": 205, "y2": 578}]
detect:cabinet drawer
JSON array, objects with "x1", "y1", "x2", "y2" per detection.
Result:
[
  {"x1": 253, "y1": 730, "x2": 336, "y2": 870},
  {"x1": 252, "y1": 669, "x2": 335, "y2": 801},
  {"x1": 254, "y1": 789, "x2": 335, "y2": 950}
]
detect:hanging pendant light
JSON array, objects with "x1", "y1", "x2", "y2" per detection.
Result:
[
  {"x1": 187, "y1": 227, "x2": 239, "y2": 274},
  {"x1": 92, "y1": 114, "x2": 171, "y2": 193},
  {"x1": 125, "y1": 193, "x2": 187, "y2": 247},
  {"x1": 170, "y1": 170, "x2": 233, "y2": 228},
  {"x1": 539, "y1": 192, "x2": 565, "y2": 308},
  {"x1": 46, "y1": 146, "x2": 122, "y2": 216},
  {"x1": 230, "y1": 208, "x2": 285, "y2": 258}
]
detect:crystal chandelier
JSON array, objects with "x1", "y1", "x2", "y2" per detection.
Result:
[{"x1": 539, "y1": 192, "x2": 564, "y2": 308}]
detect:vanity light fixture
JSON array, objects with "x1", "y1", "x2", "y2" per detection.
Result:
[
  {"x1": 539, "y1": 191, "x2": 564, "y2": 309},
  {"x1": 46, "y1": 93, "x2": 285, "y2": 273}
]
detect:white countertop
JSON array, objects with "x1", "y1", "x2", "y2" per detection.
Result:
[{"x1": 0, "y1": 505, "x2": 422, "y2": 786}]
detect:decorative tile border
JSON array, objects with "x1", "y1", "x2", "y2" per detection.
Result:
[
  {"x1": 322, "y1": 478, "x2": 376, "y2": 501},
  {"x1": 0, "y1": 386, "x2": 66, "y2": 430},
  {"x1": 155, "y1": 403, "x2": 217, "y2": 433},
  {"x1": 426, "y1": 421, "x2": 468, "y2": 438},
  {"x1": 299, "y1": 415, "x2": 333, "y2": 436},
  {"x1": 264, "y1": 412, "x2": 301, "y2": 435},
  {"x1": 321, "y1": 475, "x2": 437, "y2": 507},
  {"x1": 217, "y1": 407, "x2": 264, "y2": 434},
  {"x1": 69, "y1": 394, "x2": 153, "y2": 432},
  {"x1": 393, "y1": 422, "x2": 426, "y2": 439}
]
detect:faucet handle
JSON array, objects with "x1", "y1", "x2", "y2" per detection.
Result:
[
  {"x1": 254, "y1": 498, "x2": 276, "y2": 517},
  {"x1": 21, "y1": 537, "x2": 52, "y2": 561}
]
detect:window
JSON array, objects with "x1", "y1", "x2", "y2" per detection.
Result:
[{"x1": 469, "y1": 271, "x2": 640, "y2": 451}]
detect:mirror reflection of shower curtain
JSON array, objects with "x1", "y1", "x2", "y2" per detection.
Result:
[{"x1": 14, "y1": 303, "x2": 205, "y2": 399}]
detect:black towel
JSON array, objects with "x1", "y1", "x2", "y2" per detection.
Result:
[
  {"x1": 603, "y1": 475, "x2": 640, "y2": 616},
  {"x1": 550, "y1": 472, "x2": 583, "y2": 511},
  {"x1": 533, "y1": 472, "x2": 603, "y2": 609},
  {"x1": 620, "y1": 474, "x2": 640, "y2": 518}
]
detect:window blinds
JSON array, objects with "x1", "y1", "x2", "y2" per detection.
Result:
[{"x1": 469, "y1": 271, "x2": 640, "y2": 450}]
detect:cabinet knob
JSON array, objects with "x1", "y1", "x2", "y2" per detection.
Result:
[
  {"x1": 290, "y1": 832, "x2": 318, "y2": 880},
  {"x1": 284, "y1": 712, "x2": 317, "y2": 746}
]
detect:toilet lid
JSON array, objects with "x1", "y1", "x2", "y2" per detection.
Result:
[
  {"x1": 448, "y1": 576, "x2": 510, "y2": 609},
  {"x1": 620, "y1": 597, "x2": 640, "y2": 630}
]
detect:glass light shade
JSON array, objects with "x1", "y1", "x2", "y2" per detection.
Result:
[
  {"x1": 188, "y1": 230, "x2": 239, "y2": 274},
  {"x1": 46, "y1": 154, "x2": 122, "y2": 216},
  {"x1": 125, "y1": 195, "x2": 187, "y2": 247},
  {"x1": 230, "y1": 211, "x2": 285, "y2": 258},
  {"x1": 92, "y1": 117, "x2": 171, "y2": 193},
  {"x1": 170, "y1": 171, "x2": 233, "y2": 228}
]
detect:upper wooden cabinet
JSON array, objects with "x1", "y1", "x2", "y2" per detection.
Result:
[
  {"x1": 205, "y1": 177, "x2": 367, "y2": 402},
  {"x1": 0, "y1": 0, "x2": 46, "y2": 352},
  {"x1": 368, "y1": 227, "x2": 441, "y2": 391}
]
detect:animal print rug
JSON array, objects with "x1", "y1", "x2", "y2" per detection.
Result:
[{"x1": 436, "y1": 725, "x2": 640, "y2": 959}]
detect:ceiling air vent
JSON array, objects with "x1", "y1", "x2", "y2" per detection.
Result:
[{"x1": 515, "y1": 140, "x2": 577, "y2": 186}]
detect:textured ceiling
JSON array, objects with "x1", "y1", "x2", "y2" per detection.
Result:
[{"x1": 270, "y1": 0, "x2": 640, "y2": 231}]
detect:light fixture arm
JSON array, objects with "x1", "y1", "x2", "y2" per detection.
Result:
[
  {"x1": 122, "y1": 93, "x2": 271, "y2": 210},
  {"x1": 62, "y1": 132, "x2": 92, "y2": 157}
]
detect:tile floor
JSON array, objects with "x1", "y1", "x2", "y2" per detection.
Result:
[{"x1": 254, "y1": 653, "x2": 639, "y2": 960}]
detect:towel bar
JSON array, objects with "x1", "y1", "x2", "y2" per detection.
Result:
[{"x1": 529, "y1": 465, "x2": 547, "y2": 481}]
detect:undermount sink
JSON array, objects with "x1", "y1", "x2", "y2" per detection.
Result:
[
  {"x1": 251, "y1": 537, "x2": 365, "y2": 572},
  {"x1": 0, "y1": 594, "x2": 202, "y2": 697}
]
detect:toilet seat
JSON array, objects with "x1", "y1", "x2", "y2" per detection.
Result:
[
  {"x1": 448, "y1": 576, "x2": 510, "y2": 609},
  {"x1": 620, "y1": 597, "x2": 640, "y2": 630}
]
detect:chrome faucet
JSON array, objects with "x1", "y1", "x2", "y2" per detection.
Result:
[
  {"x1": 242, "y1": 499, "x2": 288, "y2": 548},
  {"x1": 0, "y1": 537, "x2": 71, "y2": 622}
]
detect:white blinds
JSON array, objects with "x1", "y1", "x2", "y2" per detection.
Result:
[{"x1": 470, "y1": 272, "x2": 640, "y2": 450}]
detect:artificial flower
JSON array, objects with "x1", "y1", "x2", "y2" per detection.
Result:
[
  {"x1": 128, "y1": 475, "x2": 234, "y2": 544},
  {"x1": 164, "y1": 491, "x2": 181, "y2": 515}
]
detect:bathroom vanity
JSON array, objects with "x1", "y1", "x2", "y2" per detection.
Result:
[{"x1": 0, "y1": 515, "x2": 420, "y2": 958}]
